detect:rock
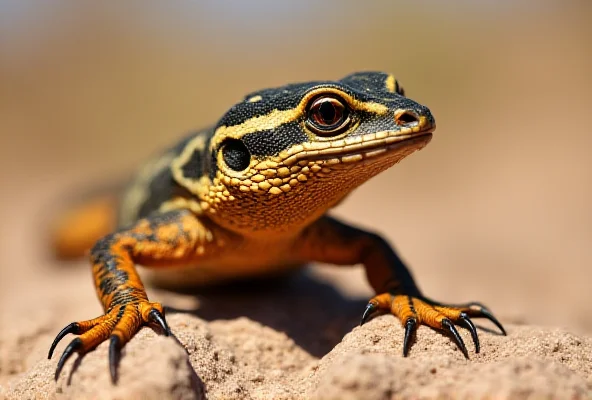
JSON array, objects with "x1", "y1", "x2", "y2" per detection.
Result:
[
  {"x1": 4, "y1": 311, "x2": 591, "y2": 399},
  {"x1": 2, "y1": 268, "x2": 591, "y2": 399},
  {"x1": 308, "y1": 317, "x2": 592, "y2": 399}
]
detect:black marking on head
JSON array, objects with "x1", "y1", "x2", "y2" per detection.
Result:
[
  {"x1": 242, "y1": 121, "x2": 308, "y2": 156},
  {"x1": 180, "y1": 148, "x2": 203, "y2": 181},
  {"x1": 216, "y1": 80, "x2": 378, "y2": 130},
  {"x1": 173, "y1": 128, "x2": 214, "y2": 184},
  {"x1": 216, "y1": 72, "x2": 406, "y2": 131},
  {"x1": 208, "y1": 72, "x2": 430, "y2": 168},
  {"x1": 219, "y1": 82, "x2": 316, "y2": 128},
  {"x1": 340, "y1": 71, "x2": 397, "y2": 94},
  {"x1": 209, "y1": 147, "x2": 218, "y2": 181}
]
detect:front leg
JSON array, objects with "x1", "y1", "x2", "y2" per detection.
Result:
[
  {"x1": 48, "y1": 210, "x2": 225, "y2": 383},
  {"x1": 294, "y1": 216, "x2": 506, "y2": 357}
]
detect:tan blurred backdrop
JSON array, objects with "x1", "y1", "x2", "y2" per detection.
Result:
[{"x1": 0, "y1": 1, "x2": 591, "y2": 332}]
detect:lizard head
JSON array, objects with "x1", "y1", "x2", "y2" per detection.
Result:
[{"x1": 176, "y1": 72, "x2": 435, "y2": 235}]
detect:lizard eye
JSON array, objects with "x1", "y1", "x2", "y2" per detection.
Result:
[
  {"x1": 306, "y1": 95, "x2": 351, "y2": 136},
  {"x1": 221, "y1": 139, "x2": 251, "y2": 171}
]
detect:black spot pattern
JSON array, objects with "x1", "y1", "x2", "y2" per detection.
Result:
[
  {"x1": 180, "y1": 149, "x2": 203, "y2": 180},
  {"x1": 340, "y1": 71, "x2": 397, "y2": 94},
  {"x1": 242, "y1": 122, "x2": 308, "y2": 156}
]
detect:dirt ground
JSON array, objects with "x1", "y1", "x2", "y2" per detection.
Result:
[
  {"x1": 1, "y1": 251, "x2": 592, "y2": 399},
  {"x1": 1, "y1": 2, "x2": 591, "y2": 399}
]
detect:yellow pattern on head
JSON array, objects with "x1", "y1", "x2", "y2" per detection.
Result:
[
  {"x1": 170, "y1": 135, "x2": 208, "y2": 196},
  {"x1": 209, "y1": 88, "x2": 389, "y2": 152},
  {"x1": 385, "y1": 74, "x2": 396, "y2": 93},
  {"x1": 247, "y1": 95, "x2": 262, "y2": 103}
]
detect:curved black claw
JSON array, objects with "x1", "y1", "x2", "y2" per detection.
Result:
[
  {"x1": 442, "y1": 318, "x2": 468, "y2": 359},
  {"x1": 148, "y1": 309, "x2": 171, "y2": 336},
  {"x1": 360, "y1": 302, "x2": 377, "y2": 326},
  {"x1": 55, "y1": 338, "x2": 82, "y2": 381},
  {"x1": 48, "y1": 322, "x2": 80, "y2": 359},
  {"x1": 109, "y1": 335, "x2": 121, "y2": 384},
  {"x1": 475, "y1": 305, "x2": 507, "y2": 336},
  {"x1": 458, "y1": 313, "x2": 480, "y2": 353},
  {"x1": 403, "y1": 318, "x2": 417, "y2": 357}
]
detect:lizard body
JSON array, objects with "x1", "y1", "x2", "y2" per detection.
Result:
[{"x1": 49, "y1": 72, "x2": 505, "y2": 383}]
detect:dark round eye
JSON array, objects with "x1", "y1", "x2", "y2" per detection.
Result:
[
  {"x1": 306, "y1": 96, "x2": 350, "y2": 135},
  {"x1": 221, "y1": 139, "x2": 251, "y2": 171}
]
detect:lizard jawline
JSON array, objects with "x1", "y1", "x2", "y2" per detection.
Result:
[{"x1": 298, "y1": 132, "x2": 433, "y2": 166}]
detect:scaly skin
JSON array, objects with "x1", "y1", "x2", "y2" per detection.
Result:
[{"x1": 49, "y1": 72, "x2": 505, "y2": 383}]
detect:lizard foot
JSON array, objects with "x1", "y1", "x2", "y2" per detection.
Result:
[
  {"x1": 360, "y1": 293, "x2": 505, "y2": 357},
  {"x1": 48, "y1": 301, "x2": 170, "y2": 383}
]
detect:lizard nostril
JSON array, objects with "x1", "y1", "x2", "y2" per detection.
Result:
[{"x1": 394, "y1": 111, "x2": 419, "y2": 127}]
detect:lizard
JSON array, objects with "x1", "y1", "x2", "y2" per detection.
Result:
[{"x1": 48, "y1": 71, "x2": 505, "y2": 383}]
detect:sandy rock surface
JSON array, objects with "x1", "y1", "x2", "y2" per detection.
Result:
[{"x1": 1, "y1": 266, "x2": 591, "y2": 400}]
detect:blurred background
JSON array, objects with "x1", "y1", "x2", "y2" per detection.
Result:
[{"x1": 0, "y1": 0, "x2": 591, "y2": 334}]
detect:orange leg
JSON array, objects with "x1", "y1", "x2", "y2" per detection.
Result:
[
  {"x1": 295, "y1": 216, "x2": 506, "y2": 357},
  {"x1": 48, "y1": 210, "x2": 222, "y2": 383}
]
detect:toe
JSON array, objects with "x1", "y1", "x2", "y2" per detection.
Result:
[
  {"x1": 48, "y1": 314, "x2": 111, "y2": 360},
  {"x1": 55, "y1": 338, "x2": 82, "y2": 381},
  {"x1": 468, "y1": 304, "x2": 506, "y2": 335},
  {"x1": 109, "y1": 335, "x2": 121, "y2": 384},
  {"x1": 148, "y1": 308, "x2": 171, "y2": 336},
  {"x1": 426, "y1": 299, "x2": 506, "y2": 335},
  {"x1": 457, "y1": 313, "x2": 480, "y2": 353},
  {"x1": 403, "y1": 318, "x2": 417, "y2": 356},
  {"x1": 48, "y1": 323, "x2": 80, "y2": 359},
  {"x1": 441, "y1": 318, "x2": 469, "y2": 358},
  {"x1": 360, "y1": 302, "x2": 379, "y2": 326}
]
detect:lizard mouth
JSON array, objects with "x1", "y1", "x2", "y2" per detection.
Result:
[
  {"x1": 282, "y1": 129, "x2": 434, "y2": 167},
  {"x1": 316, "y1": 132, "x2": 433, "y2": 164}
]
